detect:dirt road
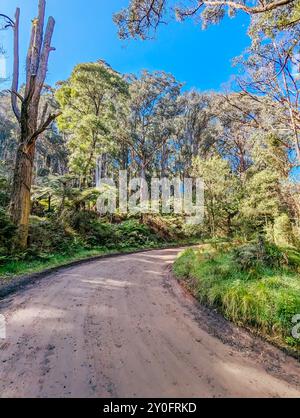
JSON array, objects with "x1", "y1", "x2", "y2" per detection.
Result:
[{"x1": 0, "y1": 248, "x2": 300, "y2": 398}]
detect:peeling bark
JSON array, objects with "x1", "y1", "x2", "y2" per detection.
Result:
[{"x1": 9, "y1": 0, "x2": 59, "y2": 249}]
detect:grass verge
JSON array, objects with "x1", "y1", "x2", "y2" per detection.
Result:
[{"x1": 173, "y1": 242, "x2": 300, "y2": 355}]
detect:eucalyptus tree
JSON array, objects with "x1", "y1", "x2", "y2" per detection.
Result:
[
  {"x1": 240, "y1": 167, "x2": 283, "y2": 232},
  {"x1": 123, "y1": 70, "x2": 182, "y2": 179},
  {"x1": 0, "y1": 90, "x2": 67, "y2": 177},
  {"x1": 250, "y1": 0, "x2": 300, "y2": 34},
  {"x1": 236, "y1": 28, "x2": 300, "y2": 167},
  {"x1": 175, "y1": 91, "x2": 217, "y2": 177},
  {"x1": 56, "y1": 61, "x2": 128, "y2": 186},
  {"x1": 211, "y1": 93, "x2": 266, "y2": 176},
  {"x1": 114, "y1": 0, "x2": 295, "y2": 40},
  {"x1": 6, "y1": 0, "x2": 59, "y2": 249},
  {"x1": 192, "y1": 155, "x2": 240, "y2": 236}
]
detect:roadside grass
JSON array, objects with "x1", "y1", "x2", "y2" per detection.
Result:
[
  {"x1": 0, "y1": 238, "x2": 201, "y2": 281},
  {"x1": 173, "y1": 243, "x2": 300, "y2": 353}
]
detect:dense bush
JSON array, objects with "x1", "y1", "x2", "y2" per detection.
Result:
[
  {"x1": 0, "y1": 208, "x2": 175, "y2": 264},
  {"x1": 273, "y1": 214, "x2": 295, "y2": 247},
  {"x1": 0, "y1": 203, "x2": 199, "y2": 277},
  {"x1": 0, "y1": 209, "x2": 16, "y2": 259},
  {"x1": 232, "y1": 240, "x2": 285, "y2": 271},
  {"x1": 265, "y1": 214, "x2": 296, "y2": 247},
  {"x1": 28, "y1": 216, "x2": 81, "y2": 257},
  {"x1": 114, "y1": 219, "x2": 160, "y2": 247},
  {"x1": 70, "y1": 212, "x2": 161, "y2": 248},
  {"x1": 0, "y1": 174, "x2": 10, "y2": 209},
  {"x1": 70, "y1": 211, "x2": 114, "y2": 247},
  {"x1": 174, "y1": 243, "x2": 300, "y2": 350}
]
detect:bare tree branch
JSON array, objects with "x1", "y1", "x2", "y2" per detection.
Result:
[
  {"x1": 180, "y1": 0, "x2": 295, "y2": 17},
  {"x1": 11, "y1": 8, "x2": 20, "y2": 121},
  {"x1": 0, "y1": 13, "x2": 15, "y2": 28},
  {"x1": 33, "y1": 16, "x2": 55, "y2": 102},
  {"x1": 29, "y1": 111, "x2": 61, "y2": 144},
  {"x1": 30, "y1": 0, "x2": 46, "y2": 76},
  {"x1": 115, "y1": 0, "x2": 295, "y2": 38},
  {"x1": 7, "y1": 89, "x2": 24, "y2": 103}
]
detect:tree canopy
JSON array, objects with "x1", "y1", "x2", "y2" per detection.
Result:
[{"x1": 114, "y1": 0, "x2": 297, "y2": 39}]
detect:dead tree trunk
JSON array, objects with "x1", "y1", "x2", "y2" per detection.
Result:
[{"x1": 9, "y1": 1, "x2": 59, "y2": 249}]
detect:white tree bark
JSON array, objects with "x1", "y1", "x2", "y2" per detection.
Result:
[
  {"x1": 10, "y1": 0, "x2": 60, "y2": 249},
  {"x1": 11, "y1": 8, "x2": 20, "y2": 121}
]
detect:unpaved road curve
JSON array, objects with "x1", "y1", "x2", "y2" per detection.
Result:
[{"x1": 0, "y1": 248, "x2": 300, "y2": 398}]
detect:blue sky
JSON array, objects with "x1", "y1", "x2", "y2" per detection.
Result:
[{"x1": 1, "y1": 0, "x2": 250, "y2": 91}]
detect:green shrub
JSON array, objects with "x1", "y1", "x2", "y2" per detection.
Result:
[
  {"x1": 0, "y1": 172, "x2": 10, "y2": 209},
  {"x1": 174, "y1": 244, "x2": 300, "y2": 350},
  {"x1": 233, "y1": 241, "x2": 285, "y2": 271},
  {"x1": 0, "y1": 209, "x2": 16, "y2": 260},
  {"x1": 70, "y1": 211, "x2": 115, "y2": 247},
  {"x1": 273, "y1": 214, "x2": 295, "y2": 247},
  {"x1": 70, "y1": 211, "x2": 98, "y2": 233},
  {"x1": 70, "y1": 213, "x2": 161, "y2": 248},
  {"x1": 28, "y1": 216, "x2": 80, "y2": 257},
  {"x1": 114, "y1": 219, "x2": 159, "y2": 247}
]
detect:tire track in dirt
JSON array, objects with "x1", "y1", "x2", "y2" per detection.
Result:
[{"x1": 0, "y1": 248, "x2": 300, "y2": 398}]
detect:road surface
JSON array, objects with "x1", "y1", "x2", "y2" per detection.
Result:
[{"x1": 0, "y1": 248, "x2": 300, "y2": 398}]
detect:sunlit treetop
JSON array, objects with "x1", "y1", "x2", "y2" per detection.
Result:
[{"x1": 113, "y1": 0, "x2": 297, "y2": 39}]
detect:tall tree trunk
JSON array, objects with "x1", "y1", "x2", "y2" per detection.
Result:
[
  {"x1": 10, "y1": 142, "x2": 35, "y2": 248},
  {"x1": 161, "y1": 143, "x2": 167, "y2": 178},
  {"x1": 9, "y1": 1, "x2": 59, "y2": 249}
]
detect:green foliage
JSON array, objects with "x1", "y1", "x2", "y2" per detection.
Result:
[
  {"x1": 174, "y1": 244, "x2": 300, "y2": 350},
  {"x1": 0, "y1": 163, "x2": 11, "y2": 208},
  {"x1": 27, "y1": 216, "x2": 81, "y2": 258},
  {"x1": 114, "y1": 0, "x2": 296, "y2": 39},
  {"x1": 0, "y1": 176, "x2": 9, "y2": 209},
  {"x1": 172, "y1": 248, "x2": 197, "y2": 278},
  {"x1": 233, "y1": 241, "x2": 285, "y2": 271},
  {"x1": 56, "y1": 61, "x2": 128, "y2": 182},
  {"x1": 273, "y1": 214, "x2": 295, "y2": 247},
  {"x1": 121, "y1": 70, "x2": 182, "y2": 178},
  {"x1": 114, "y1": 219, "x2": 160, "y2": 247},
  {"x1": 192, "y1": 156, "x2": 240, "y2": 236},
  {"x1": 71, "y1": 213, "x2": 161, "y2": 248},
  {"x1": 32, "y1": 174, "x2": 80, "y2": 215},
  {"x1": 0, "y1": 193, "x2": 198, "y2": 270},
  {"x1": 0, "y1": 209, "x2": 16, "y2": 259},
  {"x1": 18, "y1": 210, "x2": 164, "y2": 259},
  {"x1": 241, "y1": 169, "x2": 281, "y2": 224},
  {"x1": 70, "y1": 211, "x2": 114, "y2": 247}
]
